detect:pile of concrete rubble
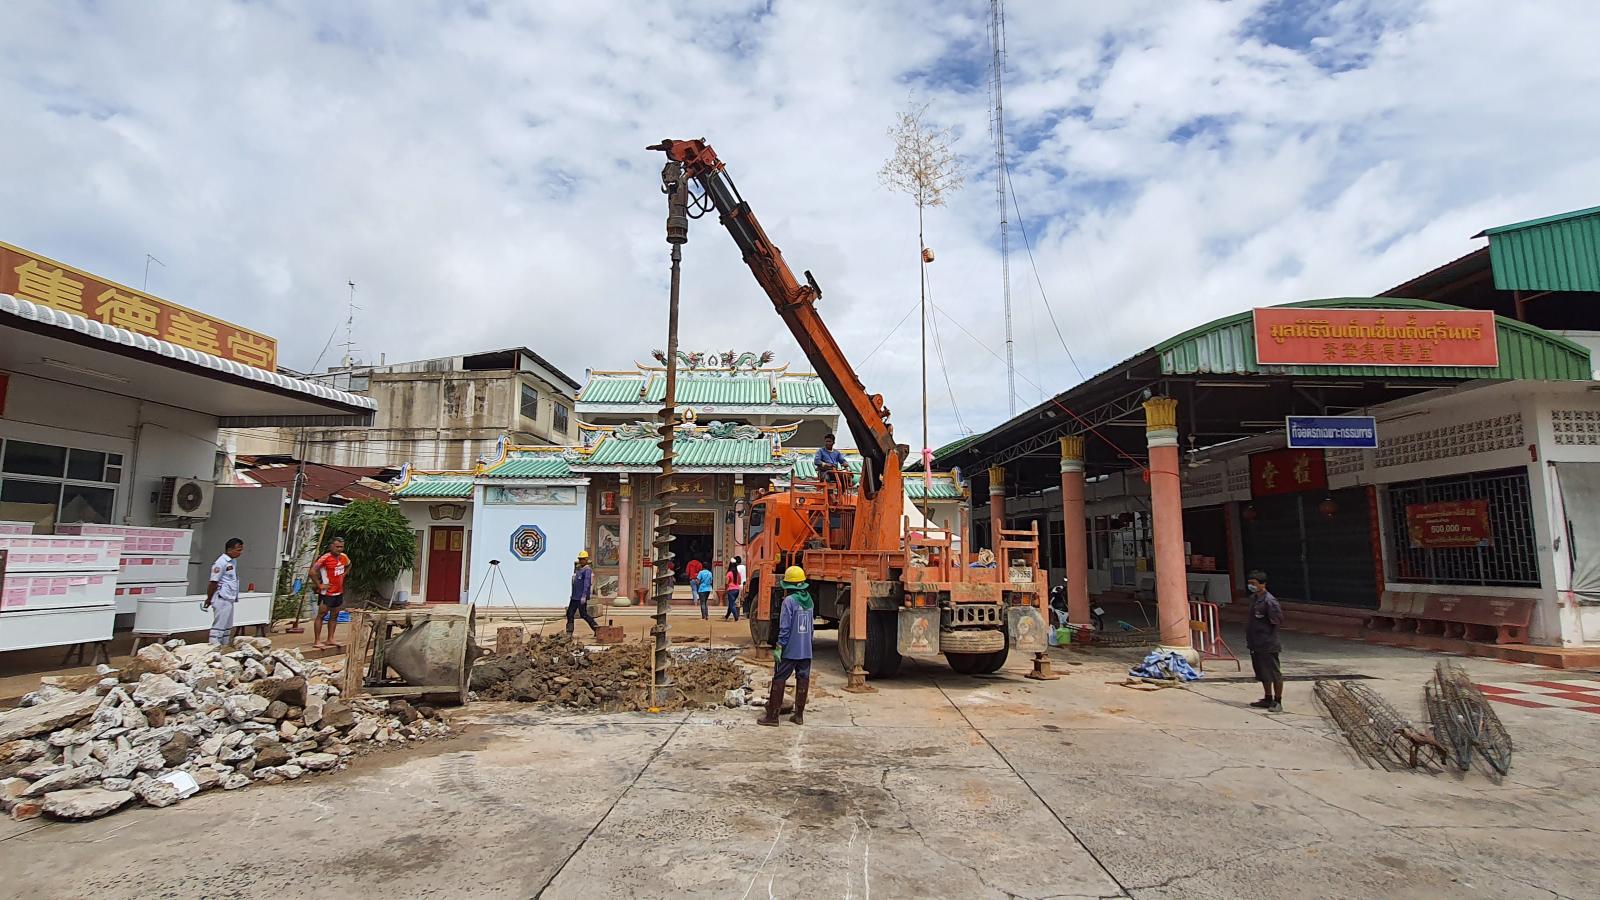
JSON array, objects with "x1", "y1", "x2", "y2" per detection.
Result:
[
  {"x1": 0, "y1": 637, "x2": 450, "y2": 823},
  {"x1": 470, "y1": 633, "x2": 749, "y2": 710}
]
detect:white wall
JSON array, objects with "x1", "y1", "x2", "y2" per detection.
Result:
[{"x1": 468, "y1": 480, "x2": 589, "y2": 608}]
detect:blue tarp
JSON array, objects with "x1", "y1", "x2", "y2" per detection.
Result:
[{"x1": 1129, "y1": 650, "x2": 1203, "y2": 682}]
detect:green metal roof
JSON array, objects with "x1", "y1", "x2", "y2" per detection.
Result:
[
  {"x1": 481, "y1": 456, "x2": 575, "y2": 478},
  {"x1": 395, "y1": 476, "x2": 474, "y2": 498},
  {"x1": 578, "y1": 377, "x2": 646, "y2": 403},
  {"x1": 585, "y1": 436, "x2": 780, "y2": 468},
  {"x1": 788, "y1": 453, "x2": 961, "y2": 498},
  {"x1": 1480, "y1": 205, "x2": 1600, "y2": 293},
  {"x1": 1155, "y1": 297, "x2": 1592, "y2": 380}
]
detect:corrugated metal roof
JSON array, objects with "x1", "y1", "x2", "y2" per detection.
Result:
[
  {"x1": 1155, "y1": 297, "x2": 1592, "y2": 380},
  {"x1": 578, "y1": 377, "x2": 646, "y2": 403},
  {"x1": 395, "y1": 476, "x2": 474, "y2": 498},
  {"x1": 481, "y1": 456, "x2": 574, "y2": 478},
  {"x1": 586, "y1": 436, "x2": 780, "y2": 468},
  {"x1": 775, "y1": 379, "x2": 835, "y2": 405},
  {"x1": 1481, "y1": 206, "x2": 1600, "y2": 293}
]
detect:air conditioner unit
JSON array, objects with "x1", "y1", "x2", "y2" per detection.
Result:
[{"x1": 157, "y1": 477, "x2": 215, "y2": 519}]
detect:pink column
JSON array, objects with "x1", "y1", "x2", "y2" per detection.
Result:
[
  {"x1": 1144, "y1": 397, "x2": 1193, "y2": 656},
  {"x1": 617, "y1": 476, "x2": 633, "y2": 605},
  {"x1": 988, "y1": 465, "x2": 1006, "y2": 557},
  {"x1": 1059, "y1": 436, "x2": 1092, "y2": 627}
]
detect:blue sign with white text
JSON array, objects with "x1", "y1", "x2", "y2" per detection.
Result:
[{"x1": 1286, "y1": 416, "x2": 1378, "y2": 449}]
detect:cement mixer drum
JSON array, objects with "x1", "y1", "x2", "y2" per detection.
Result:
[{"x1": 343, "y1": 606, "x2": 482, "y2": 706}]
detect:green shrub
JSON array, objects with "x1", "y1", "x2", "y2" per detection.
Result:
[{"x1": 318, "y1": 500, "x2": 417, "y2": 607}]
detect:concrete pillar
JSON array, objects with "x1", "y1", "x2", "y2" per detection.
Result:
[
  {"x1": 617, "y1": 475, "x2": 633, "y2": 605},
  {"x1": 1059, "y1": 436, "x2": 1092, "y2": 627},
  {"x1": 988, "y1": 465, "x2": 1006, "y2": 558},
  {"x1": 1143, "y1": 397, "x2": 1193, "y2": 657},
  {"x1": 733, "y1": 476, "x2": 747, "y2": 564}
]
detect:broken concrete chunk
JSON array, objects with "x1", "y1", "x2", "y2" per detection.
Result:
[
  {"x1": 264, "y1": 700, "x2": 289, "y2": 721},
  {"x1": 297, "y1": 752, "x2": 339, "y2": 771},
  {"x1": 41, "y1": 787, "x2": 134, "y2": 820},
  {"x1": 39, "y1": 673, "x2": 103, "y2": 693},
  {"x1": 133, "y1": 778, "x2": 181, "y2": 808},
  {"x1": 19, "y1": 685, "x2": 72, "y2": 707},
  {"x1": 17, "y1": 761, "x2": 67, "y2": 781},
  {"x1": 132, "y1": 674, "x2": 190, "y2": 708},
  {"x1": 101, "y1": 749, "x2": 143, "y2": 779},
  {"x1": 8, "y1": 800, "x2": 43, "y2": 821},
  {"x1": 320, "y1": 700, "x2": 354, "y2": 731},
  {"x1": 225, "y1": 694, "x2": 270, "y2": 723},
  {"x1": 254, "y1": 744, "x2": 289, "y2": 769},
  {"x1": 22, "y1": 762, "x2": 106, "y2": 798},
  {"x1": 100, "y1": 777, "x2": 133, "y2": 792},
  {"x1": 222, "y1": 773, "x2": 251, "y2": 791},
  {"x1": 159, "y1": 732, "x2": 194, "y2": 768}
]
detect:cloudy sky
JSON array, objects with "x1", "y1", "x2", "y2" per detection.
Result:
[{"x1": 4, "y1": 0, "x2": 1597, "y2": 455}]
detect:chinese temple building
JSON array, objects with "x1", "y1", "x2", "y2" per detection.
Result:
[{"x1": 390, "y1": 353, "x2": 966, "y2": 607}]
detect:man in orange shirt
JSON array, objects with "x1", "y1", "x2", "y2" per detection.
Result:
[{"x1": 310, "y1": 536, "x2": 351, "y2": 649}]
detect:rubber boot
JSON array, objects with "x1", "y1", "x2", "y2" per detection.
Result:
[
  {"x1": 789, "y1": 677, "x2": 809, "y2": 725},
  {"x1": 756, "y1": 678, "x2": 784, "y2": 727}
]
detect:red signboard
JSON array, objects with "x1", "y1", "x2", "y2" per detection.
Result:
[
  {"x1": 1406, "y1": 500, "x2": 1493, "y2": 549},
  {"x1": 1253, "y1": 307, "x2": 1498, "y2": 367},
  {"x1": 1249, "y1": 448, "x2": 1327, "y2": 497}
]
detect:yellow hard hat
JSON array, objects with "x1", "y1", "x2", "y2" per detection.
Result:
[
  {"x1": 783, "y1": 565, "x2": 806, "y2": 584},
  {"x1": 577, "y1": 550, "x2": 590, "y2": 560}
]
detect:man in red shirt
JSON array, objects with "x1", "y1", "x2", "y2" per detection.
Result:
[{"x1": 311, "y1": 536, "x2": 351, "y2": 649}]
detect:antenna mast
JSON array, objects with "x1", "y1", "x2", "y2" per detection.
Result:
[
  {"x1": 341, "y1": 280, "x2": 360, "y2": 367},
  {"x1": 990, "y1": 0, "x2": 1015, "y2": 416}
]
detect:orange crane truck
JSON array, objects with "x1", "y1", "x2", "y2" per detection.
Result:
[{"x1": 648, "y1": 139, "x2": 1055, "y2": 681}]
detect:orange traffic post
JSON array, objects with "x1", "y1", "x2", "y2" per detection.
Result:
[
  {"x1": 1059, "y1": 436, "x2": 1092, "y2": 629},
  {"x1": 1144, "y1": 397, "x2": 1196, "y2": 662}
]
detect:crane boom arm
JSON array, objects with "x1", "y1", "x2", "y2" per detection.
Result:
[{"x1": 649, "y1": 139, "x2": 901, "y2": 493}]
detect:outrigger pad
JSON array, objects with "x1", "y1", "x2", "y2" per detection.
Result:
[
  {"x1": 897, "y1": 608, "x2": 941, "y2": 656},
  {"x1": 1007, "y1": 606, "x2": 1049, "y2": 653}
]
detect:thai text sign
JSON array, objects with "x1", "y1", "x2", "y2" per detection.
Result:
[
  {"x1": 1249, "y1": 448, "x2": 1327, "y2": 497},
  {"x1": 1286, "y1": 416, "x2": 1378, "y2": 449},
  {"x1": 1406, "y1": 499, "x2": 1493, "y2": 549},
  {"x1": 1253, "y1": 307, "x2": 1497, "y2": 367},
  {"x1": 1, "y1": 241, "x2": 277, "y2": 370}
]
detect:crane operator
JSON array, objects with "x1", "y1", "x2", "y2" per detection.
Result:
[{"x1": 814, "y1": 433, "x2": 849, "y2": 485}]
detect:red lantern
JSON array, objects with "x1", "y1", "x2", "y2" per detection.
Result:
[
  {"x1": 1242, "y1": 504, "x2": 1258, "y2": 523},
  {"x1": 1318, "y1": 496, "x2": 1339, "y2": 519}
]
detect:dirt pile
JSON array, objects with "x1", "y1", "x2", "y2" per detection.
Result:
[{"x1": 471, "y1": 635, "x2": 747, "y2": 710}]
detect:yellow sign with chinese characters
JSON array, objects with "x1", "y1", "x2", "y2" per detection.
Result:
[{"x1": 1, "y1": 241, "x2": 277, "y2": 370}]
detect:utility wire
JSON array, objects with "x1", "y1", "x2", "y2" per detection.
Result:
[
  {"x1": 928, "y1": 300, "x2": 1148, "y2": 473},
  {"x1": 922, "y1": 268, "x2": 969, "y2": 436},
  {"x1": 1004, "y1": 162, "x2": 1085, "y2": 382},
  {"x1": 859, "y1": 296, "x2": 923, "y2": 367}
]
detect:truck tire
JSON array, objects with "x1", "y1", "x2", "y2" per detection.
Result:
[
  {"x1": 746, "y1": 576, "x2": 772, "y2": 646},
  {"x1": 865, "y1": 609, "x2": 902, "y2": 678},
  {"x1": 838, "y1": 606, "x2": 902, "y2": 678}
]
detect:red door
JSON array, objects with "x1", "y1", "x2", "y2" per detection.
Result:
[{"x1": 426, "y1": 527, "x2": 464, "y2": 604}]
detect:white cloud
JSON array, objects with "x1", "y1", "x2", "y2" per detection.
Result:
[{"x1": 2, "y1": 0, "x2": 1596, "y2": 457}]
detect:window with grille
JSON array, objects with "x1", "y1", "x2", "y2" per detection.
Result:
[
  {"x1": 553, "y1": 403, "x2": 570, "y2": 434},
  {"x1": 1386, "y1": 468, "x2": 1538, "y2": 587},
  {"x1": 519, "y1": 383, "x2": 539, "y2": 422}
]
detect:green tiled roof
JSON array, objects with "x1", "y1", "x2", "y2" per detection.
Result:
[
  {"x1": 481, "y1": 456, "x2": 574, "y2": 478},
  {"x1": 578, "y1": 377, "x2": 646, "y2": 403},
  {"x1": 776, "y1": 379, "x2": 833, "y2": 405},
  {"x1": 395, "y1": 476, "x2": 474, "y2": 498},
  {"x1": 586, "y1": 436, "x2": 780, "y2": 468},
  {"x1": 583, "y1": 372, "x2": 835, "y2": 407},
  {"x1": 906, "y1": 477, "x2": 964, "y2": 500}
]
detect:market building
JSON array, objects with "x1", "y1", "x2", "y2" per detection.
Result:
[
  {"x1": 389, "y1": 356, "x2": 964, "y2": 607},
  {"x1": 936, "y1": 206, "x2": 1600, "y2": 664},
  {"x1": 1, "y1": 241, "x2": 374, "y2": 652}
]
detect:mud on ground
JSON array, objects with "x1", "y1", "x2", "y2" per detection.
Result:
[{"x1": 469, "y1": 635, "x2": 747, "y2": 711}]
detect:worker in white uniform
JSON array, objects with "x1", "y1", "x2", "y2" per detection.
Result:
[{"x1": 203, "y1": 538, "x2": 245, "y2": 646}]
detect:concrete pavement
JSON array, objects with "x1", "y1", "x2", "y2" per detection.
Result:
[{"x1": 2, "y1": 626, "x2": 1596, "y2": 899}]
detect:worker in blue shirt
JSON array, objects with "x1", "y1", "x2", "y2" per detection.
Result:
[
  {"x1": 758, "y1": 565, "x2": 814, "y2": 726},
  {"x1": 692, "y1": 563, "x2": 714, "y2": 619},
  {"x1": 567, "y1": 550, "x2": 600, "y2": 637}
]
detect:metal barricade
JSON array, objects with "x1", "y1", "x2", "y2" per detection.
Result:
[{"x1": 1188, "y1": 599, "x2": 1240, "y2": 671}]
